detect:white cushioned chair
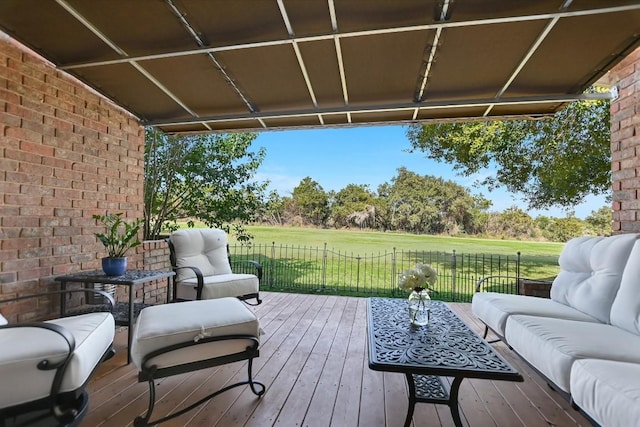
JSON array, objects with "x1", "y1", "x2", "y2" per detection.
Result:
[
  {"x1": 0, "y1": 289, "x2": 115, "y2": 427},
  {"x1": 167, "y1": 228, "x2": 262, "y2": 305}
]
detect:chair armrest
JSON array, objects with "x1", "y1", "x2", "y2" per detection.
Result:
[
  {"x1": 0, "y1": 322, "x2": 76, "y2": 418},
  {"x1": 173, "y1": 266, "x2": 205, "y2": 299},
  {"x1": 231, "y1": 260, "x2": 263, "y2": 282},
  {"x1": 0, "y1": 288, "x2": 115, "y2": 314}
]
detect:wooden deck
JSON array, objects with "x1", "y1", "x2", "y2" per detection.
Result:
[{"x1": 85, "y1": 292, "x2": 592, "y2": 427}]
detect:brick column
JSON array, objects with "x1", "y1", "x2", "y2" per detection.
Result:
[{"x1": 611, "y1": 47, "x2": 640, "y2": 233}]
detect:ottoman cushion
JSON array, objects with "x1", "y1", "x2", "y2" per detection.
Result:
[{"x1": 131, "y1": 298, "x2": 259, "y2": 371}]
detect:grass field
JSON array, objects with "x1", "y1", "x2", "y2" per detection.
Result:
[
  {"x1": 224, "y1": 225, "x2": 564, "y2": 301},
  {"x1": 231, "y1": 225, "x2": 564, "y2": 256}
]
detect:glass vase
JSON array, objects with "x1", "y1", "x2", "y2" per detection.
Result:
[{"x1": 408, "y1": 287, "x2": 430, "y2": 326}]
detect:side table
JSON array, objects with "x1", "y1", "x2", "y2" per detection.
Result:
[{"x1": 55, "y1": 269, "x2": 175, "y2": 364}]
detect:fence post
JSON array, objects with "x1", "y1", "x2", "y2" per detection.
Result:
[
  {"x1": 392, "y1": 247, "x2": 397, "y2": 292},
  {"x1": 322, "y1": 243, "x2": 327, "y2": 289},
  {"x1": 270, "y1": 242, "x2": 276, "y2": 287},
  {"x1": 356, "y1": 255, "x2": 361, "y2": 291},
  {"x1": 451, "y1": 250, "x2": 457, "y2": 302},
  {"x1": 516, "y1": 251, "x2": 521, "y2": 295}
]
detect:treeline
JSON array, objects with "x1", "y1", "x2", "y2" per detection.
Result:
[{"x1": 255, "y1": 168, "x2": 611, "y2": 242}]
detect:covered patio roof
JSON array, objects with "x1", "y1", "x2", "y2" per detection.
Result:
[{"x1": 1, "y1": 0, "x2": 639, "y2": 134}]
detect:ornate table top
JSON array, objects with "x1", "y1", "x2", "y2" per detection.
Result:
[
  {"x1": 367, "y1": 298, "x2": 522, "y2": 381},
  {"x1": 54, "y1": 269, "x2": 175, "y2": 285}
]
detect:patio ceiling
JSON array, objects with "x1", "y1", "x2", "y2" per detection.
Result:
[{"x1": 1, "y1": 1, "x2": 639, "y2": 134}]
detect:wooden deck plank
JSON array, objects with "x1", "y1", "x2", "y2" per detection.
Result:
[
  {"x1": 331, "y1": 297, "x2": 367, "y2": 427},
  {"x1": 82, "y1": 293, "x2": 594, "y2": 427},
  {"x1": 304, "y1": 297, "x2": 359, "y2": 427}
]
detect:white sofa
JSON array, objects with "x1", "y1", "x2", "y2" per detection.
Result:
[{"x1": 472, "y1": 234, "x2": 640, "y2": 427}]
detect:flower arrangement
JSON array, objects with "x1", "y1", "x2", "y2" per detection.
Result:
[{"x1": 398, "y1": 263, "x2": 437, "y2": 293}]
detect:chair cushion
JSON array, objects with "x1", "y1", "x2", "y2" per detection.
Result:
[
  {"x1": 131, "y1": 298, "x2": 259, "y2": 371},
  {"x1": 171, "y1": 229, "x2": 233, "y2": 282},
  {"x1": 471, "y1": 292, "x2": 599, "y2": 338},
  {"x1": 571, "y1": 359, "x2": 640, "y2": 427},
  {"x1": 610, "y1": 240, "x2": 640, "y2": 335},
  {"x1": 0, "y1": 312, "x2": 115, "y2": 409},
  {"x1": 551, "y1": 233, "x2": 639, "y2": 323},
  {"x1": 175, "y1": 273, "x2": 259, "y2": 301},
  {"x1": 505, "y1": 315, "x2": 640, "y2": 393}
]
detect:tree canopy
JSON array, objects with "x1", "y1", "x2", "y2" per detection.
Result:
[
  {"x1": 143, "y1": 128, "x2": 266, "y2": 240},
  {"x1": 406, "y1": 92, "x2": 611, "y2": 210}
]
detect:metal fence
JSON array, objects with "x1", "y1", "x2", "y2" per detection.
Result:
[{"x1": 230, "y1": 243, "x2": 560, "y2": 302}]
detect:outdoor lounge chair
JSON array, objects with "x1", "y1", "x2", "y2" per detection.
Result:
[
  {"x1": 0, "y1": 289, "x2": 116, "y2": 427},
  {"x1": 167, "y1": 228, "x2": 262, "y2": 305}
]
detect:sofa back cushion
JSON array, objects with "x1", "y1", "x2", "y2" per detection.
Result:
[
  {"x1": 551, "y1": 234, "x2": 639, "y2": 323},
  {"x1": 610, "y1": 240, "x2": 640, "y2": 335},
  {"x1": 171, "y1": 228, "x2": 233, "y2": 282}
]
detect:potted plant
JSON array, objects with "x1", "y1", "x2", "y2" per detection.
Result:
[{"x1": 93, "y1": 213, "x2": 143, "y2": 276}]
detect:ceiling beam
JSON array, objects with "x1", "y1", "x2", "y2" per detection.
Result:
[
  {"x1": 59, "y1": 3, "x2": 640, "y2": 71},
  {"x1": 146, "y1": 92, "x2": 609, "y2": 127}
]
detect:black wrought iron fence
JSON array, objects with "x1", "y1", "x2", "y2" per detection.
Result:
[{"x1": 230, "y1": 243, "x2": 559, "y2": 302}]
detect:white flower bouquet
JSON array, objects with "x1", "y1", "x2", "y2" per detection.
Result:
[{"x1": 398, "y1": 263, "x2": 437, "y2": 293}]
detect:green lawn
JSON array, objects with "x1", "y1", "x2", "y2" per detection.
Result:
[{"x1": 232, "y1": 225, "x2": 564, "y2": 257}]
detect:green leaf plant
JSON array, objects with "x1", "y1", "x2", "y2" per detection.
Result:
[{"x1": 93, "y1": 213, "x2": 143, "y2": 258}]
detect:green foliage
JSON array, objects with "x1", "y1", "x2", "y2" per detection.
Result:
[
  {"x1": 93, "y1": 213, "x2": 143, "y2": 258},
  {"x1": 485, "y1": 206, "x2": 538, "y2": 239},
  {"x1": 144, "y1": 128, "x2": 267, "y2": 240},
  {"x1": 330, "y1": 184, "x2": 377, "y2": 228},
  {"x1": 378, "y1": 167, "x2": 488, "y2": 234},
  {"x1": 406, "y1": 91, "x2": 611, "y2": 209},
  {"x1": 291, "y1": 177, "x2": 330, "y2": 226},
  {"x1": 585, "y1": 206, "x2": 612, "y2": 236}
]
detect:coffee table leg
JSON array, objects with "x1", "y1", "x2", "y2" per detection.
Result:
[
  {"x1": 449, "y1": 376, "x2": 464, "y2": 427},
  {"x1": 404, "y1": 373, "x2": 417, "y2": 427}
]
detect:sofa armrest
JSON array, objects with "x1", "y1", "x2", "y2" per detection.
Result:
[{"x1": 475, "y1": 275, "x2": 521, "y2": 293}]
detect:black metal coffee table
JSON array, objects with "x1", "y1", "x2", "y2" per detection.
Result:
[{"x1": 367, "y1": 298, "x2": 523, "y2": 427}]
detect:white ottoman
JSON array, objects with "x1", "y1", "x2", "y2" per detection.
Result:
[{"x1": 131, "y1": 298, "x2": 265, "y2": 427}]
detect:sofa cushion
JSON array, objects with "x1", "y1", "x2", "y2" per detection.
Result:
[
  {"x1": 610, "y1": 240, "x2": 640, "y2": 335},
  {"x1": 471, "y1": 292, "x2": 599, "y2": 338},
  {"x1": 131, "y1": 298, "x2": 259, "y2": 371},
  {"x1": 171, "y1": 229, "x2": 233, "y2": 283},
  {"x1": 551, "y1": 233, "x2": 639, "y2": 323},
  {"x1": 505, "y1": 315, "x2": 640, "y2": 393},
  {"x1": 0, "y1": 312, "x2": 114, "y2": 408},
  {"x1": 571, "y1": 359, "x2": 640, "y2": 427}
]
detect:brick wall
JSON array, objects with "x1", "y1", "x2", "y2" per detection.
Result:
[
  {"x1": 611, "y1": 47, "x2": 640, "y2": 233},
  {"x1": 0, "y1": 34, "x2": 153, "y2": 320}
]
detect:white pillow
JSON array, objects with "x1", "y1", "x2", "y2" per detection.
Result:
[{"x1": 0, "y1": 313, "x2": 7, "y2": 326}]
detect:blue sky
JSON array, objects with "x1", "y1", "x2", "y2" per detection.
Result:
[{"x1": 250, "y1": 125, "x2": 607, "y2": 219}]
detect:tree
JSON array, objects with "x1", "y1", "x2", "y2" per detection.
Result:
[
  {"x1": 585, "y1": 206, "x2": 612, "y2": 236},
  {"x1": 379, "y1": 167, "x2": 487, "y2": 234},
  {"x1": 291, "y1": 177, "x2": 329, "y2": 226},
  {"x1": 544, "y1": 215, "x2": 586, "y2": 242},
  {"x1": 330, "y1": 184, "x2": 377, "y2": 229},
  {"x1": 406, "y1": 90, "x2": 611, "y2": 209},
  {"x1": 144, "y1": 128, "x2": 266, "y2": 240},
  {"x1": 485, "y1": 206, "x2": 537, "y2": 239}
]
